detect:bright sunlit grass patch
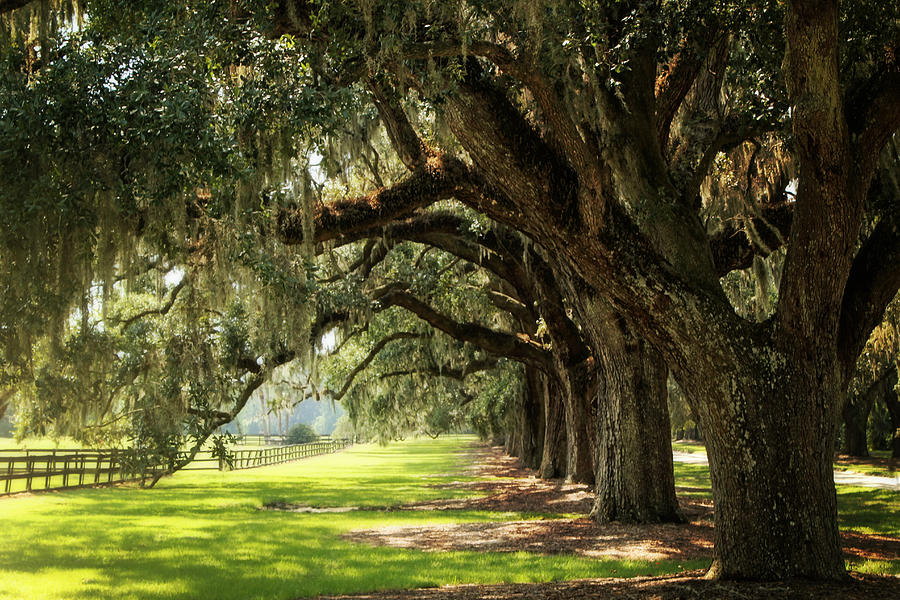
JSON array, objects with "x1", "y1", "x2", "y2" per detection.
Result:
[
  {"x1": 0, "y1": 436, "x2": 85, "y2": 450},
  {"x1": 0, "y1": 435, "x2": 706, "y2": 600},
  {"x1": 848, "y1": 559, "x2": 900, "y2": 576},
  {"x1": 670, "y1": 441, "x2": 707, "y2": 454},
  {"x1": 2, "y1": 436, "x2": 894, "y2": 599}
]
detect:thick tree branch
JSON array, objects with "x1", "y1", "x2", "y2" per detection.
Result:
[
  {"x1": 849, "y1": 68, "x2": 900, "y2": 182},
  {"x1": 0, "y1": 0, "x2": 32, "y2": 15},
  {"x1": 838, "y1": 215, "x2": 900, "y2": 377},
  {"x1": 381, "y1": 357, "x2": 499, "y2": 382},
  {"x1": 277, "y1": 153, "x2": 472, "y2": 246},
  {"x1": 0, "y1": 388, "x2": 12, "y2": 421},
  {"x1": 777, "y1": 0, "x2": 856, "y2": 346},
  {"x1": 368, "y1": 80, "x2": 429, "y2": 171},
  {"x1": 486, "y1": 289, "x2": 531, "y2": 324},
  {"x1": 118, "y1": 278, "x2": 187, "y2": 329},
  {"x1": 656, "y1": 50, "x2": 704, "y2": 150},
  {"x1": 148, "y1": 344, "x2": 299, "y2": 486},
  {"x1": 376, "y1": 287, "x2": 551, "y2": 370}
]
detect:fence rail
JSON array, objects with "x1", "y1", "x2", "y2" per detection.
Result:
[
  {"x1": 0, "y1": 439, "x2": 351, "y2": 496},
  {"x1": 232, "y1": 434, "x2": 289, "y2": 446},
  {"x1": 228, "y1": 439, "x2": 350, "y2": 470},
  {"x1": 0, "y1": 449, "x2": 160, "y2": 495}
]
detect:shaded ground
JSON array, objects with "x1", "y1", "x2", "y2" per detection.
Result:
[
  {"x1": 316, "y1": 444, "x2": 900, "y2": 599},
  {"x1": 341, "y1": 446, "x2": 898, "y2": 564},
  {"x1": 315, "y1": 573, "x2": 900, "y2": 600}
]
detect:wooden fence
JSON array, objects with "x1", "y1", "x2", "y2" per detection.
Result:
[
  {"x1": 232, "y1": 434, "x2": 289, "y2": 446},
  {"x1": 0, "y1": 439, "x2": 351, "y2": 496},
  {"x1": 228, "y1": 439, "x2": 350, "y2": 470},
  {"x1": 0, "y1": 448, "x2": 157, "y2": 496}
]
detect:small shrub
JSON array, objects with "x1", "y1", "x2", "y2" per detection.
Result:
[{"x1": 286, "y1": 423, "x2": 318, "y2": 444}]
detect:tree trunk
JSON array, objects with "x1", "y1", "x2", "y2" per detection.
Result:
[
  {"x1": 880, "y1": 369, "x2": 900, "y2": 459},
  {"x1": 539, "y1": 375, "x2": 567, "y2": 479},
  {"x1": 843, "y1": 412, "x2": 869, "y2": 457},
  {"x1": 555, "y1": 359, "x2": 595, "y2": 484},
  {"x1": 589, "y1": 314, "x2": 682, "y2": 523},
  {"x1": 842, "y1": 367, "x2": 897, "y2": 456},
  {"x1": 687, "y1": 350, "x2": 846, "y2": 580},
  {"x1": 519, "y1": 366, "x2": 545, "y2": 470}
]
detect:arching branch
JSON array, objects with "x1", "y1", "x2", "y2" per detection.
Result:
[
  {"x1": 375, "y1": 287, "x2": 551, "y2": 370},
  {"x1": 369, "y1": 80, "x2": 429, "y2": 172},
  {"x1": 0, "y1": 0, "x2": 32, "y2": 15},
  {"x1": 277, "y1": 153, "x2": 473, "y2": 246},
  {"x1": 329, "y1": 332, "x2": 425, "y2": 401},
  {"x1": 486, "y1": 289, "x2": 531, "y2": 324},
  {"x1": 838, "y1": 214, "x2": 900, "y2": 377},
  {"x1": 118, "y1": 277, "x2": 188, "y2": 329},
  {"x1": 708, "y1": 201, "x2": 794, "y2": 277},
  {"x1": 847, "y1": 57, "x2": 900, "y2": 181}
]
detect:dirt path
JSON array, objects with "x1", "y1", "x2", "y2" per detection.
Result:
[
  {"x1": 316, "y1": 444, "x2": 900, "y2": 599},
  {"x1": 340, "y1": 446, "x2": 898, "y2": 565}
]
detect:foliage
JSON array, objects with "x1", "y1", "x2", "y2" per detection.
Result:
[{"x1": 286, "y1": 422, "x2": 318, "y2": 444}]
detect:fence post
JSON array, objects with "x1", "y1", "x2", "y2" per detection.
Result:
[
  {"x1": 47, "y1": 450, "x2": 56, "y2": 489},
  {"x1": 25, "y1": 457, "x2": 34, "y2": 492},
  {"x1": 3, "y1": 457, "x2": 12, "y2": 494}
]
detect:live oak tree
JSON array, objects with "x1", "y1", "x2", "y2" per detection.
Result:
[
  {"x1": 0, "y1": 0, "x2": 326, "y2": 474},
  {"x1": 314, "y1": 200, "x2": 681, "y2": 521},
  {"x1": 267, "y1": 0, "x2": 900, "y2": 580},
  {"x1": 2, "y1": 0, "x2": 900, "y2": 582}
]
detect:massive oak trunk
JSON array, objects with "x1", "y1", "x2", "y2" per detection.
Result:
[
  {"x1": 575, "y1": 298, "x2": 682, "y2": 523},
  {"x1": 882, "y1": 376, "x2": 900, "y2": 459},
  {"x1": 515, "y1": 366, "x2": 546, "y2": 470},
  {"x1": 842, "y1": 400, "x2": 870, "y2": 457},
  {"x1": 684, "y1": 341, "x2": 846, "y2": 580},
  {"x1": 593, "y1": 336, "x2": 682, "y2": 523},
  {"x1": 554, "y1": 358, "x2": 595, "y2": 484},
  {"x1": 540, "y1": 376, "x2": 568, "y2": 479}
]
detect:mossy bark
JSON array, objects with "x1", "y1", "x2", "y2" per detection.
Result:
[{"x1": 539, "y1": 376, "x2": 568, "y2": 479}]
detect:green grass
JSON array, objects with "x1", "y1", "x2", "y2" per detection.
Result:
[
  {"x1": 0, "y1": 436, "x2": 704, "y2": 600},
  {"x1": 670, "y1": 441, "x2": 707, "y2": 454},
  {"x1": 832, "y1": 452, "x2": 898, "y2": 478},
  {"x1": 0, "y1": 437, "x2": 85, "y2": 450},
  {"x1": 672, "y1": 440, "x2": 899, "y2": 478}
]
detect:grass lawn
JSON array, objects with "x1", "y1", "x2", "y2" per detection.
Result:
[
  {"x1": 0, "y1": 436, "x2": 703, "y2": 600},
  {"x1": 670, "y1": 441, "x2": 707, "y2": 454},
  {"x1": 672, "y1": 441, "x2": 899, "y2": 478},
  {"x1": 833, "y1": 449, "x2": 898, "y2": 478}
]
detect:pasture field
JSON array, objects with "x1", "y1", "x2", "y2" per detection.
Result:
[
  {"x1": 0, "y1": 436, "x2": 896, "y2": 600},
  {"x1": 0, "y1": 436, "x2": 705, "y2": 600}
]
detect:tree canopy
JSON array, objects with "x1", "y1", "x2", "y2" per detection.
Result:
[{"x1": 1, "y1": 0, "x2": 899, "y2": 582}]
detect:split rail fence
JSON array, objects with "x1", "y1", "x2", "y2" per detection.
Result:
[{"x1": 0, "y1": 438, "x2": 351, "y2": 496}]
